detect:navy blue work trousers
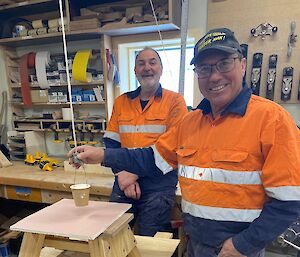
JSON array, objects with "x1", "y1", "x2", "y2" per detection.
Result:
[{"x1": 110, "y1": 189, "x2": 175, "y2": 236}]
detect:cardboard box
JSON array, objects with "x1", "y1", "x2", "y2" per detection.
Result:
[{"x1": 30, "y1": 90, "x2": 49, "y2": 103}]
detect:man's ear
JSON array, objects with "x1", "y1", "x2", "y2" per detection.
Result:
[{"x1": 241, "y1": 58, "x2": 247, "y2": 75}]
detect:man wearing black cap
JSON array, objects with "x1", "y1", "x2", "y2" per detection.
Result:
[{"x1": 69, "y1": 28, "x2": 300, "y2": 257}]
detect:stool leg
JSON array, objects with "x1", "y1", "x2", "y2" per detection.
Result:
[
  {"x1": 127, "y1": 246, "x2": 141, "y2": 257},
  {"x1": 19, "y1": 232, "x2": 45, "y2": 257},
  {"x1": 89, "y1": 237, "x2": 108, "y2": 257},
  {"x1": 89, "y1": 225, "x2": 141, "y2": 257}
]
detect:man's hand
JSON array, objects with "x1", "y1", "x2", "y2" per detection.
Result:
[
  {"x1": 68, "y1": 145, "x2": 104, "y2": 168},
  {"x1": 218, "y1": 238, "x2": 245, "y2": 257},
  {"x1": 124, "y1": 182, "x2": 141, "y2": 200},
  {"x1": 116, "y1": 171, "x2": 139, "y2": 191}
]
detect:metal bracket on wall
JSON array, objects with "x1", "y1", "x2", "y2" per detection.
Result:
[
  {"x1": 250, "y1": 22, "x2": 278, "y2": 39},
  {"x1": 287, "y1": 21, "x2": 297, "y2": 58}
]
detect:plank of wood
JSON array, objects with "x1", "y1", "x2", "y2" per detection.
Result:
[
  {"x1": 0, "y1": 230, "x2": 21, "y2": 243},
  {"x1": 135, "y1": 236, "x2": 179, "y2": 257},
  {"x1": 154, "y1": 232, "x2": 173, "y2": 239},
  {"x1": 40, "y1": 235, "x2": 180, "y2": 257}
]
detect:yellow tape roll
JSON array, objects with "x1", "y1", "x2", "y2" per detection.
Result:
[{"x1": 72, "y1": 50, "x2": 93, "y2": 83}]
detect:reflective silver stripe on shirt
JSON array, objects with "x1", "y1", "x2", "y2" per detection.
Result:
[
  {"x1": 178, "y1": 165, "x2": 262, "y2": 185},
  {"x1": 151, "y1": 145, "x2": 174, "y2": 175},
  {"x1": 103, "y1": 131, "x2": 120, "y2": 142},
  {"x1": 119, "y1": 125, "x2": 166, "y2": 134},
  {"x1": 181, "y1": 198, "x2": 262, "y2": 222},
  {"x1": 266, "y1": 186, "x2": 300, "y2": 201}
]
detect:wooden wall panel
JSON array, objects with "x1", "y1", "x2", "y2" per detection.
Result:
[{"x1": 207, "y1": 0, "x2": 300, "y2": 104}]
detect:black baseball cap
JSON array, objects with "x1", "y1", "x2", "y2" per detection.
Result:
[{"x1": 190, "y1": 28, "x2": 242, "y2": 65}]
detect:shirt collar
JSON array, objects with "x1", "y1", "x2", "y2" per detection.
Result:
[
  {"x1": 126, "y1": 84, "x2": 163, "y2": 99},
  {"x1": 196, "y1": 81, "x2": 252, "y2": 117}
]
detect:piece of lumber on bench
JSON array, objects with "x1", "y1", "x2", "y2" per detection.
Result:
[{"x1": 40, "y1": 234, "x2": 180, "y2": 257}]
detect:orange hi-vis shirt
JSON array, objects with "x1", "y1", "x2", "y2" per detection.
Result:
[
  {"x1": 104, "y1": 86, "x2": 187, "y2": 149},
  {"x1": 152, "y1": 93, "x2": 300, "y2": 223}
]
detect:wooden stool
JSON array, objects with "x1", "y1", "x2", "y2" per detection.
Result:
[
  {"x1": 18, "y1": 213, "x2": 140, "y2": 257},
  {"x1": 10, "y1": 199, "x2": 141, "y2": 257}
]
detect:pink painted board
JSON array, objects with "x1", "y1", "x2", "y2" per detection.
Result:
[{"x1": 10, "y1": 199, "x2": 131, "y2": 240}]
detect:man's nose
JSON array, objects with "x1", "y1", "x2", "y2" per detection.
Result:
[
  {"x1": 209, "y1": 65, "x2": 222, "y2": 80},
  {"x1": 144, "y1": 62, "x2": 151, "y2": 70}
]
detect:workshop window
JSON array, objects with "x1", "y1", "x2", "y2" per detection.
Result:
[{"x1": 133, "y1": 46, "x2": 194, "y2": 106}]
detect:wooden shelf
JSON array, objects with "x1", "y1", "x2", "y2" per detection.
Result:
[
  {"x1": 100, "y1": 20, "x2": 180, "y2": 36},
  {"x1": 10, "y1": 82, "x2": 104, "y2": 88},
  {"x1": 10, "y1": 101, "x2": 105, "y2": 106},
  {"x1": 0, "y1": 21, "x2": 180, "y2": 46},
  {"x1": 15, "y1": 128, "x2": 105, "y2": 132},
  {"x1": 14, "y1": 118, "x2": 105, "y2": 122},
  {"x1": 13, "y1": 118, "x2": 107, "y2": 132},
  {"x1": 0, "y1": 0, "x2": 54, "y2": 11},
  {"x1": 0, "y1": 29, "x2": 102, "y2": 47}
]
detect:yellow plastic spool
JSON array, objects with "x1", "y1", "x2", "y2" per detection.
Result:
[{"x1": 72, "y1": 49, "x2": 93, "y2": 82}]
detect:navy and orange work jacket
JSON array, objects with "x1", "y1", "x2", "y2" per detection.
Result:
[
  {"x1": 103, "y1": 85, "x2": 187, "y2": 193},
  {"x1": 103, "y1": 83, "x2": 300, "y2": 255}
]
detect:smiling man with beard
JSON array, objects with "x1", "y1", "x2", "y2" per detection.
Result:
[
  {"x1": 69, "y1": 29, "x2": 300, "y2": 257},
  {"x1": 101, "y1": 47, "x2": 187, "y2": 236}
]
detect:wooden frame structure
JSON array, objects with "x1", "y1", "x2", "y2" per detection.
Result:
[{"x1": 16, "y1": 213, "x2": 141, "y2": 257}]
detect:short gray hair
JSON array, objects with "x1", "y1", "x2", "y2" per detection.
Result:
[{"x1": 135, "y1": 47, "x2": 163, "y2": 67}]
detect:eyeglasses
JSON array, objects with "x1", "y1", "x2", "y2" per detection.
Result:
[{"x1": 193, "y1": 57, "x2": 240, "y2": 79}]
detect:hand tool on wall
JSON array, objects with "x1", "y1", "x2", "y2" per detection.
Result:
[
  {"x1": 250, "y1": 53, "x2": 263, "y2": 96},
  {"x1": 266, "y1": 54, "x2": 278, "y2": 101},
  {"x1": 287, "y1": 21, "x2": 297, "y2": 58},
  {"x1": 281, "y1": 67, "x2": 293, "y2": 101},
  {"x1": 250, "y1": 22, "x2": 278, "y2": 39}
]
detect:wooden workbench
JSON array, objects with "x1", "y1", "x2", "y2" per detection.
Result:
[{"x1": 0, "y1": 161, "x2": 115, "y2": 203}]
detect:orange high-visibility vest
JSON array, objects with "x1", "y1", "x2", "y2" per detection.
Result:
[
  {"x1": 104, "y1": 88, "x2": 187, "y2": 148},
  {"x1": 153, "y1": 95, "x2": 300, "y2": 222}
]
